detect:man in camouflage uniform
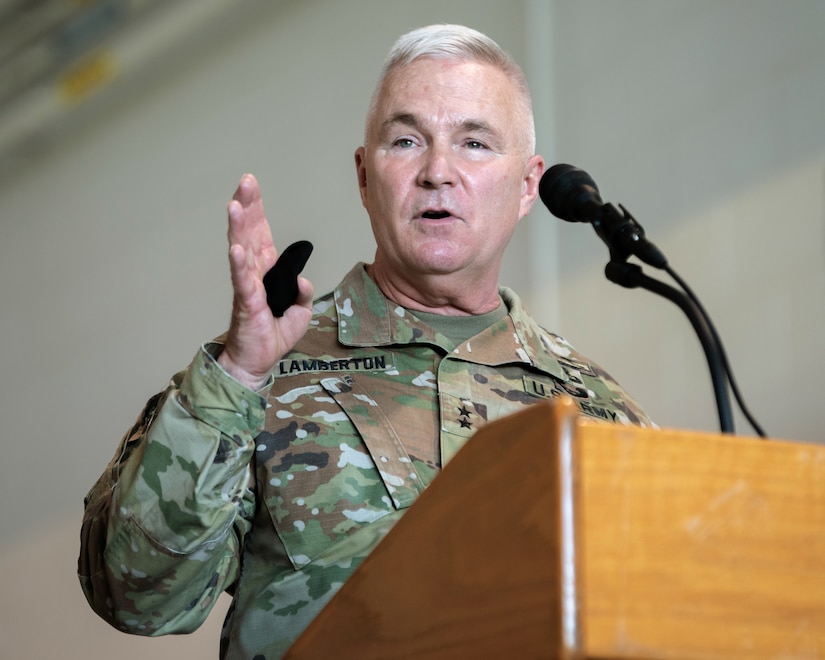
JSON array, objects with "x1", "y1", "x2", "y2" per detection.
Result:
[{"x1": 79, "y1": 24, "x2": 652, "y2": 659}]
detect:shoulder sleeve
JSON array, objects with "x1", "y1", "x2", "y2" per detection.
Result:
[{"x1": 78, "y1": 344, "x2": 267, "y2": 636}]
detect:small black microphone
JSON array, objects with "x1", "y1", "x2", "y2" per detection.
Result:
[
  {"x1": 539, "y1": 163, "x2": 604, "y2": 223},
  {"x1": 539, "y1": 163, "x2": 667, "y2": 269}
]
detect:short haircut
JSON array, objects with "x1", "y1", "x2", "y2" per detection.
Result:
[{"x1": 364, "y1": 24, "x2": 536, "y2": 155}]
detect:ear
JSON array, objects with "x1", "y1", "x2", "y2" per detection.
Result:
[
  {"x1": 519, "y1": 154, "x2": 545, "y2": 220},
  {"x1": 354, "y1": 146, "x2": 368, "y2": 208}
]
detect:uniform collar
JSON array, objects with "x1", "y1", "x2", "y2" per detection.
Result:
[{"x1": 333, "y1": 263, "x2": 567, "y2": 382}]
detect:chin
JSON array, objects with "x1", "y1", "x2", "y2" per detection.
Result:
[
  {"x1": 408, "y1": 240, "x2": 468, "y2": 270},
  {"x1": 407, "y1": 252, "x2": 465, "y2": 275}
]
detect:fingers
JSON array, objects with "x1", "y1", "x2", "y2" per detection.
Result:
[
  {"x1": 227, "y1": 243, "x2": 258, "y2": 304},
  {"x1": 227, "y1": 174, "x2": 257, "y2": 245},
  {"x1": 232, "y1": 172, "x2": 259, "y2": 204},
  {"x1": 227, "y1": 174, "x2": 277, "y2": 276},
  {"x1": 295, "y1": 276, "x2": 315, "y2": 310},
  {"x1": 226, "y1": 175, "x2": 276, "y2": 324},
  {"x1": 230, "y1": 173, "x2": 265, "y2": 219}
]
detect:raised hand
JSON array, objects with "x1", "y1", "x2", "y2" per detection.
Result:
[{"x1": 217, "y1": 174, "x2": 314, "y2": 390}]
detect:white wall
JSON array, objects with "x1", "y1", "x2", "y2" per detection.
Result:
[
  {"x1": 549, "y1": 0, "x2": 825, "y2": 440},
  {"x1": 1, "y1": 1, "x2": 823, "y2": 657}
]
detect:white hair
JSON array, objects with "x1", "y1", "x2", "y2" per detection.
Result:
[{"x1": 364, "y1": 24, "x2": 536, "y2": 154}]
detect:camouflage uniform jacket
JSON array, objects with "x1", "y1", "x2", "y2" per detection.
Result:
[{"x1": 79, "y1": 262, "x2": 652, "y2": 659}]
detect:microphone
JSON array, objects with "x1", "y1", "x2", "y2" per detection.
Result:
[
  {"x1": 538, "y1": 163, "x2": 767, "y2": 437},
  {"x1": 539, "y1": 163, "x2": 604, "y2": 223},
  {"x1": 539, "y1": 163, "x2": 667, "y2": 269}
]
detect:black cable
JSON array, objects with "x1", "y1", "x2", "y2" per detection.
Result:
[
  {"x1": 664, "y1": 265, "x2": 767, "y2": 438},
  {"x1": 605, "y1": 261, "x2": 735, "y2": 434}
]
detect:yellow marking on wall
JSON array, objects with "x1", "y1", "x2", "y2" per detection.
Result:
[{"x1": 58, "y1": 50, "x2": 117, "y2": 104}]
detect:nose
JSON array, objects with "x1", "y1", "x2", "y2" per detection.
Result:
[{"x1": 417, "y1": 143, "x2": 456, "y2": 188}]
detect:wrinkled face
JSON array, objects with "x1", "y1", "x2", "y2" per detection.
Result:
[{"x1": 355, "y1": 58, "x2": 543, "y2": 283}]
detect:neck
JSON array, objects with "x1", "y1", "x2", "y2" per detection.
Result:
[{"x1": 366, "y1": 261, "x2": 502, "y2": 316}]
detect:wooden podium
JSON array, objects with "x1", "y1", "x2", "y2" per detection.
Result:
[{"x1": 285, "y1": 398, "x2": 825, "y2": 659}]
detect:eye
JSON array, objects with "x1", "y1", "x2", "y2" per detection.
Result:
[
  {"x1": 465, "y1": 139, "x2": 488, "y2": 150},
  {"x1": 393, "y1": 137, "x2": 416, "y2": 149}
]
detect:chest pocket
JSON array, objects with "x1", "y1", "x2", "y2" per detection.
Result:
[
  {"x1": 438, "y1": 362, "x2": 558, "y2": 465},
  {"x1": 256, "y1": 374, "x2": 427, "y2": 571},
  {"x1": 320, "y1": 375, "x2": 425, "y2": 508}
]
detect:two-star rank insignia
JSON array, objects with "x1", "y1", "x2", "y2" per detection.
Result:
[{"x1": 457, "y1": 404, "x2": 473, "y2": 429}]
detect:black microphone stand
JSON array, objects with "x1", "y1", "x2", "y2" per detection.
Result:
[
  {"x1": 539, "y1": 163, "x2": 765, "y2": 436},
  {"x1": 592, "y1": 203, "x2": 739, "y2": 434},
  {"x1": 604, "y1": 260, "x2": 735, "y2": 434}
]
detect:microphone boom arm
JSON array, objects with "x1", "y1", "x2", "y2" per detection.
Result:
[
  {"x1": 539, "y1": 163, "x2": 766, "y2": 436},
  {"x1": 605, "y1": 261, "x2": 735, "y2": 434}
]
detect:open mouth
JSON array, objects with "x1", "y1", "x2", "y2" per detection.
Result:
[{"x1": 421, "y1": 210, "x2": 451, "y2": 220}]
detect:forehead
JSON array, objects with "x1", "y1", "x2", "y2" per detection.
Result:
[{"x1": 372, "y1": 58, "x2": 522, "y2": 133}]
